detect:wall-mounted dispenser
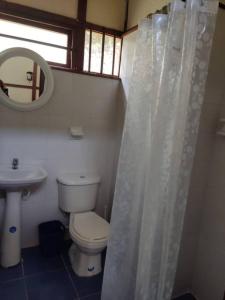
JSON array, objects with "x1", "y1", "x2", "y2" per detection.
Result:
[{"x1": 69, "y1": 126, "x2": 84, "y2": 139}]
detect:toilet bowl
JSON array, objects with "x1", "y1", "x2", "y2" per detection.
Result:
[
  {"x1": 57, "y1": 172, "x2": 110, "y2": 277},
  {"x1": 69, "y1": 212, "x2": 109, "y2": 276}
]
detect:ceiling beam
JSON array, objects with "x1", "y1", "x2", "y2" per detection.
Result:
[
  {"x1": 0, "y1": 0, "x2": 123, "y2": 35},
  {"x1": 124, "y1": 0, "x2": 129, "y2": 32},
  {"x1": 77, "y1": 0, "x2": 87, "y2": 22}
]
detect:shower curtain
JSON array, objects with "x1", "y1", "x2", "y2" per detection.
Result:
[{"x1": 101, "y1": 1, "x2": 218, "y2": 300}]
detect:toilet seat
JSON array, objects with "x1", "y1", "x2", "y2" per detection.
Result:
[{"x1": 69, "y1": 212, "x2": 109, "y2": 247}]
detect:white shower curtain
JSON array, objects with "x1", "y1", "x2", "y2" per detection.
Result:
[{"x1": 102, "y1": 1, "x2": 218, "y2": 300}]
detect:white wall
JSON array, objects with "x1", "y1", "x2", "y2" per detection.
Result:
[
  {"x1": 127, "y1": 0, "x2": 170, "y2": 29},
  {"x1": 0, "y1": 70, "x2": 123, "y2": 248},
  {"x1": 6, "y1": 0, "x2": 126, "y2": 31},
  {"x1": 87, "y1": 0, "x2": 126, "y2": 31},
  {"x1": 6, "y1": 0, "x2": 78, "y2": 18},
  {"x1": 190, "y1": 9, "x2": 225, "y2": 300}
]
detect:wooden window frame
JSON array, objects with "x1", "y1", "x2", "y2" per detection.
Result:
[
  {"x1": 83, "y1": 28, "x2": 122, "y2": 78},
  {"x1": 0, "y1": 13, "x2": 72, "y2": 68},
  {"x1": 0, "y1": 1, "x2": 123, "y2": 80}
]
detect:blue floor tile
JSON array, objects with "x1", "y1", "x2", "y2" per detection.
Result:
[
  {"x1": 22, "y1": 246, "x2": 64, "y2": 276},
  {"x1": 81, "y1": 293, "x2": 101, "y2": 300},
  {"x1": 0, "y1": 279, "x2": 26, "y2": 300},
  {"x1": 0, "y1": 263, "x2": 23, "y2": 283},
  {"x1": 26, "y1": 269, "x2": 78, "y2": 300},
  {"x1": 70, "y1": 268, "x2": 103, "y2": 298},
  {"x1": 61, "y1": 240, "x2": 73, "y2": 267},
  {"x1": 174, "y1": 294, "x2": 196, "y2": 300}
]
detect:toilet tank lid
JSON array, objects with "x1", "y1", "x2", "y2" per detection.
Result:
[{"x1": 57, "y1": 172, "x2": 101, "y2": 186}]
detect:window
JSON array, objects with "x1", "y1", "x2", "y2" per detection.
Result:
[
  {"x1": 83, "y1": 29, "x2": 122, "y2": 77},
  {"x1": 0, "y1": 10, "x2": 122, "y2": 79},
  {"x1": 0, "y1": 18, "x2": 71, "y2": 67},
  {"x1": 90, "y1": 31, "x2": 103, "y2": 73}
]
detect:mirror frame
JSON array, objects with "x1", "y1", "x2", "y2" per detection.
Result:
[{"x1": 0, "y1": 47, "x2": 54, "y2": 111}]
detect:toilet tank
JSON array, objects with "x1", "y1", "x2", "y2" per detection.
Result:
[{"x1": 57, "y1": 173, "x2": 101, "y2": 213}]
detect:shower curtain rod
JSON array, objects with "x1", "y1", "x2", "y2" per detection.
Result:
[
  {"x1": 146, "y1": 5, "x2": 169, "y2": 18},
  {"x1": 147, "y1": 0, "x2": 224, "y2": 20},
  {"x1": 146, "y1": 0, "x2": 186, "y2": 18},
  {"x1": 148, "y1": 0, "x2": 203, "y2": 17}
]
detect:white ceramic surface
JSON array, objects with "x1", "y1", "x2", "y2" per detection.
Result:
[
  {"x1": 0, "y1": 165, "x2": 47, "y2": 267},
  {"x1": 0, "y1": 166, "x2": 47, "y2": 190},
  {"x1": 0, "y1": 70, "x2": 122, "y2": 249}
]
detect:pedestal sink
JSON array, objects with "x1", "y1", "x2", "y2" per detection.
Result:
[{"x1": 0, "y1": 165, "x2": 47, "y2": 268}]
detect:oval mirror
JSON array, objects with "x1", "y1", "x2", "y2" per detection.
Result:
[{"x1": 0, "y1": 47, "x2": 54, "y2": 111}]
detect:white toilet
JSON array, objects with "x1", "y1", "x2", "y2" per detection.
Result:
[{"x1": 57, "y1": 172, "x2": 110, "y2": 277}]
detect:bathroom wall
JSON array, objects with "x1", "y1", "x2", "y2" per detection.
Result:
[
  {"x1": 86, "y1": 0, "x2": 126, "y2": 31},
  {"x1": 190, "y1": 8, "x2": 225, "y2": 300},
  {"x1": 6, "y1": 0, "x2": 78, "y2": 18},
  {"x1": 127, "y1": 0, "x2": 170, "y2": 29},
  {"x1": 0, "y1": 70, "x2": 123, "y2": 248},
  {"x1": 173, "y1": 8, "x2": 225, "y2": 298},
  {"x1": 5, "y1": 0, "x2": 126, "y2": 31}
]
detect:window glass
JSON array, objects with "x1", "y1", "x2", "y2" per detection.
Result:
[
  {"x1": 0, "y1": 20, "x2": 68, "y2": 47},
  {"x1": 83, "y1": 29, "x2": 121, "y2": 76},
  {"x1": 113, "y1": 38, "x2": 122, "y2": 76},
  {"x1": 0, "y1": 36, "x2": 67, "y2": 64},
  {"x1": 83, "y1": 30, "x2": 90, "y2": 71},
  {"x1": 103, "y1": 35, "x2": 114, "y2": 75},
  {"x1": 0, "y1": 19, "x2": 121, "y2": 75},
  {"x1": 90, "y1": 31, "x2": 103, "y2": 73},
  {"x1": 0, "y1": 19, "x2": 69, "y2": 65}
]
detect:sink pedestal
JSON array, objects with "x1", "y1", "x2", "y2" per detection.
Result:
[
  {"x1": 1, "y1": 191, "x2": 22, "y2": 268},
  {"x1": 0, "y1": 165, "x2": 47, "y2": 268}
]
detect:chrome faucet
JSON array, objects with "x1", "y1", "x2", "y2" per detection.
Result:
[{"x1": 12, "y1": 158, "x2": 19, "y2": 170}]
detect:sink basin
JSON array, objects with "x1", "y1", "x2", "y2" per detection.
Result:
[
  {"x1": 0, "y1": 165, "x2": 47, "y2": 268},
  {"x1": 0, "y1": 166, "x2": 47, "y2": 190}
]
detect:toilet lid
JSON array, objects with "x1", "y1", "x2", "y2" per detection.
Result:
[{"x1": 71, "y1": 212, "x2": 109, "y2": 241}]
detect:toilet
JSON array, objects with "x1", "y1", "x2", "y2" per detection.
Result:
[{"x1": 57, "y1": 172, "x2": 110, "y2": 277}]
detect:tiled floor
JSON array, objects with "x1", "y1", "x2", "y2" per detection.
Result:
[
  {"x1": 0, "y1": 242, "x2": 196, "y2": 300},
  {"x1": 174, "y1": 294, "x2": 196, "y2": 300},
  {"x1": 0, "y1": 242, "x2": 102, "y2": 300}
]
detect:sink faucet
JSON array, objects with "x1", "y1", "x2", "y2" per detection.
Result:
[{"x1": 12, "y1": 158, "x2": 19, "y2": 170}]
